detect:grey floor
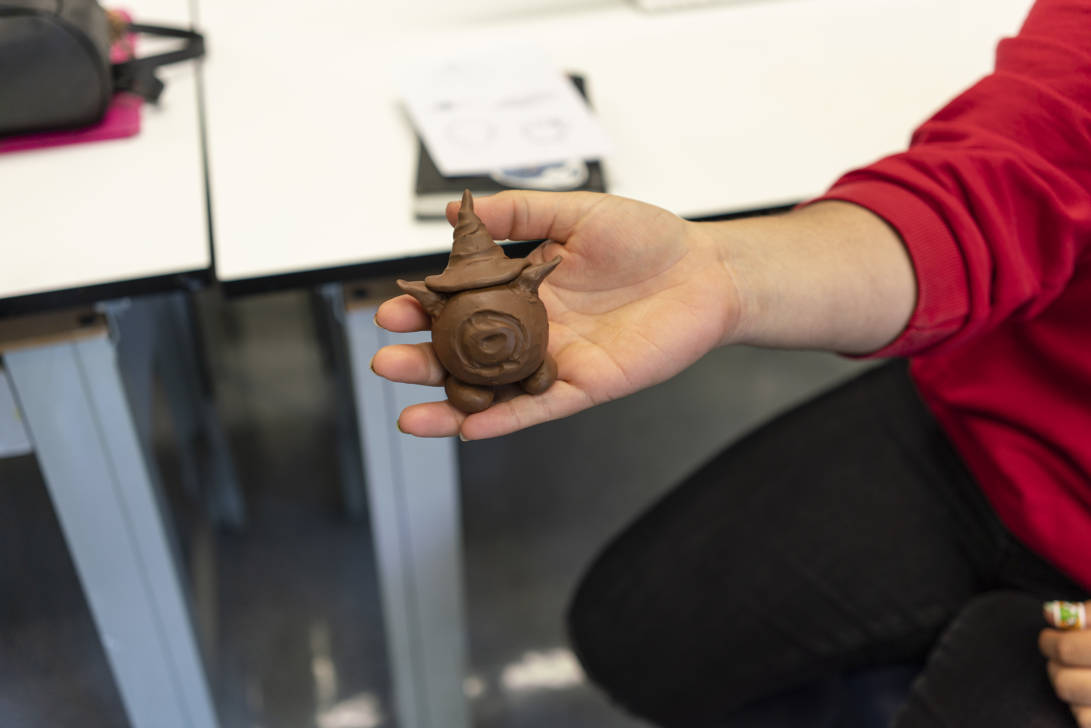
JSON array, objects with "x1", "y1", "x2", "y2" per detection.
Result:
[{"x1": 0, "y1": 289, "x2": 867, "y2": 728}]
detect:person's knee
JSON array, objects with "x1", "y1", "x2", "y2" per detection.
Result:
[
  {"x1": 565, "y1": 536, "x2": 758, "y2": 726},
  {"x1": 565, "y1": 547, "x2": 642, "y2": 708},
  {"x1": 565, "y1": 536, "x2": 698, "y2": 725}
]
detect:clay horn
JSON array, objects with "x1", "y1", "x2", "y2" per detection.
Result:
[
  {"x1": 514, "y1": 256, "x2": 562, "y2": 294},
  {"x1": 397, "y1": 279, "x2": 447, "y2": 318}
]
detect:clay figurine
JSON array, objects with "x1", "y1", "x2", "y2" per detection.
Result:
[{"x1": 397, "y1": 190, "x2": 561, "y2": 414}]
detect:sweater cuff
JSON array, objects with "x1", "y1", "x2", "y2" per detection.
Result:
[{"x1": 811, "y1": 180, "x2": 971, "y2": 358}]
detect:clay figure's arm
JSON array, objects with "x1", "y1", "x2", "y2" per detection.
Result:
[{"x1": 396, "y1": 280, "x2": 446, "y2": 318}]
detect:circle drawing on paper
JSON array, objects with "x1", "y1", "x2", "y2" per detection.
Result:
[{"x1": 522, "y1": 117, "x2": 568, "y2": 145}]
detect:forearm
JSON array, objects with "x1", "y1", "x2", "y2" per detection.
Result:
[{"x1": 698, "y1": 200, "x2": 917, "y2": 355}]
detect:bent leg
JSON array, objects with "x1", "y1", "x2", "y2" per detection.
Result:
[
  {"x1": 521, "y1": 353, "x2": 557, "y2": 395},
  {"x1": 445, "y1": 376, "x2": 495, "y2": 413},
  {"x1": 567, "y1": 361, "x2": 1009, "y2": 726}
]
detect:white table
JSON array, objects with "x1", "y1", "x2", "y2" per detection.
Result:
[
  {"x1": 0, "y1": 1, "x2": 229, "y2": 725},
  {"x1": 199, "y1": 1, "x2": 1034, "y2": 726},
  {"x1": 204, "y1": 0, "x2": 1034, "y2": 284},
  {"x1": 0, "y1": 22, "x2": 209, "y2": 309}
]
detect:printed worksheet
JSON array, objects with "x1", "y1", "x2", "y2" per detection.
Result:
[{"x1": 397, "y1": 45, "x2": 612, "y2": 176}]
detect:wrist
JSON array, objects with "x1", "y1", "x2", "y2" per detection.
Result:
[
  {"x1": 685, "y1": 218, "x2": 754, "y2": 348},
  {"x1": 696, "y1": 202, "x2": 917, "y2": 354}
]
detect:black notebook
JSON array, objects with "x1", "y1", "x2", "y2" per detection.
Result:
[{"x1": 413, "y1": 75, "x2": 607, "y2": 219}]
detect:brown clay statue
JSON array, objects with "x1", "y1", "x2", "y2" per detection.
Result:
[{"x1": 397, "y1": 190, "x2": 562, "y2": 414}]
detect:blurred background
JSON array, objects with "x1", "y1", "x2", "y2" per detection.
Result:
[
  {"x1": 0, "y1": 0, "x2": 1032, "y2": 724},
  {"x1": 0, "y1": 288, "x2": 864, "y2": 727}
]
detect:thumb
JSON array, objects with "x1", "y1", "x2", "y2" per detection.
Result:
[
  {"x1": 445, "y1": 190, "x2": 609, "y2": 243},
  {"x1": 1044, "y1": 601, "x2": 1090, "y2": 630}
]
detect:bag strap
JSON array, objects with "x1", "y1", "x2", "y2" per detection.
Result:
[{"x1": 112, "y1": 23, "x2": 205, "y2": 103}]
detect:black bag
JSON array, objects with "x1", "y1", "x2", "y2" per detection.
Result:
[{"x1": 0, "y1": 0, "x2": 204, "y2": 137}]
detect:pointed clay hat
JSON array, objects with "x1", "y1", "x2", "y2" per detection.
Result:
[{"x1": 425, "y1": 190, "x2": 530, "y2": 293}]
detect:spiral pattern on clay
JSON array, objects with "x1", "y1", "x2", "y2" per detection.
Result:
[{"x1": 455, "y1": 310, "x2": 529, "y2": 374}]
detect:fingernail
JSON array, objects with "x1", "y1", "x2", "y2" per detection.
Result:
[
  {"x1": 370, "y1": 356, "x2": 378, "y2": 374},
  {"x1": 1043, "y1": 601, "x2": 1087, "y2": 630},
  {"x1": 458, "y1": 433, "x2": 469, "y2": 442},
  {"x1": 396, "y1": 419, "x2": 406, "y2": 434}
]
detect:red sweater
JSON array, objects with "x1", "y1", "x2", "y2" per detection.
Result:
[{"x1": 817, "y1": 0, "x2": 1091, "y2": 591}]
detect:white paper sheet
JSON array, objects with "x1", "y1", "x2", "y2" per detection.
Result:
[{"x1": 397, "y1": 45, "x2": 612, "y2": 176}]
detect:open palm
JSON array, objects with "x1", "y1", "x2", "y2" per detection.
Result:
[{"x1": 372, "y1": 191, "x2": 740, "y2": 439}]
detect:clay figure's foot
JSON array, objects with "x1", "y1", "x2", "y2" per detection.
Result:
[
  {"x1": 446, "y1": 376, "x2": 495, "y2": 414},
  {"x1": 521, "y1": 354, "x2": 557, "y2": 395}
]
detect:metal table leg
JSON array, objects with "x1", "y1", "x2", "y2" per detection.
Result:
[
  {"x1": 313, "y1": 286, "x2": 368, "y2": 519},
  {"x1": 106, "y1": 293, "x2": 245, "y2": 529},
  {"x1": 3, "y1": 313, "x2": 219, "y2": 728},
  {"x1": 153, "y1": 294, "x2": 245, "y2": 529},
  {"x1": 329, "y1": 286, "x2": 470, "y2": 728}
]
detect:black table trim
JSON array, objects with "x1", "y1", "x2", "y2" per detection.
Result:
[
  {"x1": 0, "y1": 268, "x2": 213, "y2": 318},
  {"x1": 220, "y1": 203, "x2": 798, "y2": 298}
]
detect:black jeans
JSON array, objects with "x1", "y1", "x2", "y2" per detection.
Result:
[{"x1": 567, "y1": 361, "x2": 1089, "y2": 727}]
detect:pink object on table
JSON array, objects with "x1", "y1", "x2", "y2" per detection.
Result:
[{"x1": 0, "y1": 12, "x2": 142, "y2": 155}]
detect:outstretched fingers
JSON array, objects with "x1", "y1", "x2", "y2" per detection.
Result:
[
  {"x1": 371, "y1": 343, "x2": 446, "y2": 386},
  {"x1": 391, "y1": 380, "x2": 595, "y2": 440},
  {"x1": 375, "y1": 294, "x2": 431, "y2": 332},
  {"x1": 458, "y1": 379, "x2": 595, "y2": 440},
  {"x1": 397, "y1": 400, "x2": 466, "y2": 438}
]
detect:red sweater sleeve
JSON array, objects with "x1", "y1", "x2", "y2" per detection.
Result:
[{"x1": 816, "y1": 0, "x2": 1091, "y2": 357}]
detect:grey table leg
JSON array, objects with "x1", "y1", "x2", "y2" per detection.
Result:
[
  {"x1": 4, "y1": 329, "x2": 220, "y2": 728},
  {"x1": 336, "y1": 295, "x2": 470, "y2": 728},
  {"x1": 314, "y1": 285, "x2": 368, "y2": 519},
  {"x1": 156, "y1": 294, "x2": 245, "y2": 529},
  {"x1": 108, "y1": 295, "x2": 245, "y2": 529}
]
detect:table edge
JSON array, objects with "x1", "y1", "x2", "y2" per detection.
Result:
[{"x1": 0, "y1": 268, "x2": 212, "y2": 318}]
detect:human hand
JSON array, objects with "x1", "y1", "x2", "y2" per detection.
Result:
[
  {"x1": 1040, "y1": 601, "x2": 1091, "y2": 727},
  {"x1": 371, "y1": 190, "x2": 740, "y2": 440}
]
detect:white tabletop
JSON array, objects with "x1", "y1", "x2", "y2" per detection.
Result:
[
  {"x1": 0, "y1": 0, "x2": 208, "y2": 308},
  {"x1": 202, "y1": 0, "x2": 1034, "y2": 285}
]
